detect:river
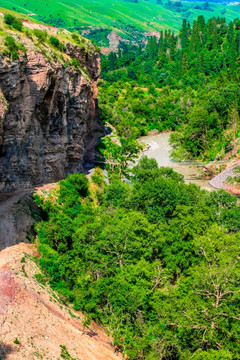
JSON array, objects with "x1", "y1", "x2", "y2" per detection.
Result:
[{"x1": 140, "y1": 132, "x2": 213, "y2": 191}]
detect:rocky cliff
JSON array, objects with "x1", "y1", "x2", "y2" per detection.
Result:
[{"x1": 0, "y1": 24, "x2": 102, "y2": 192}]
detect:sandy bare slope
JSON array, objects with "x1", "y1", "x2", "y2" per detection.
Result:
[{"x1": 0, "y1": 243, "x2": 122, "y2": 360}]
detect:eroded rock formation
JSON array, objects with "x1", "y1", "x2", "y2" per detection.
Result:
[{"x1": 0, "y1": 45, "x2": 102, "y2": 192}]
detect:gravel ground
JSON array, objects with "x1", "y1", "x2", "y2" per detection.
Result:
[{"x1": 209, "y1": 163, "x2": 240, "y2": 189}]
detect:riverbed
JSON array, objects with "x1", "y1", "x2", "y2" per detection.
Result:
[{"x1": 140, "y1": 132, "x2": 213, "y2": 191}]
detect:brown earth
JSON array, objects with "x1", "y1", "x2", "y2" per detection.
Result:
[
  {"x1": 0, "y1": 243, "x2": 123, "y2": 360},
  {"x1": 101, "y1": 31, "x2": 120, "y2": 54},
  {"x1": 22, "y1": 20, "x2": 59, "y2": 33}
]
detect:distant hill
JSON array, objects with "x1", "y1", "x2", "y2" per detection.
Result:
[{"x1": 1, "y1": 0, "x2": 240, "y2": 48}]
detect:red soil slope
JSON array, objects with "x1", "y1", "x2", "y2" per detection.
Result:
[{"x1": 0, "y1": 243, "x2": 122, "y2": 360}]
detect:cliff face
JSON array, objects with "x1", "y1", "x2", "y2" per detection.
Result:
[{"x1": 0, "y1": 44, "x2": 102, "y2": 192}]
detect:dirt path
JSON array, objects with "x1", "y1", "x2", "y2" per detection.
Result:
[{"x1": 0, "y1": 189, "x2": 42, "y2": 251}]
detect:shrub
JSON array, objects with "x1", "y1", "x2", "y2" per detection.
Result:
[
  {"x1": 4, "y1": 36, "x2": 19, "y2": 59},
  {"x1": 50, "y1": 36, "x2": 66, "y2": 52},
  {"x1": 33, "y1": 29, "x2": 47, "y2": 43},
  {"x1": 64, "y1": 173, "x2": 89, "y2": 198},
  {"x1": 71, "y1": 33, "x2": 80, "y2": 44},
  {"x1": 13, "y1": 338, "x2": 20, "y2": 345},
  {"x1": 4, "y1": 14, "x2": 23, "y2": 31},
  {"x1": 50, "y1": 36, "x2": 60, "y2": 48},
  {"x1": 71, "y1": 57, "x2": 80, "y2": 68}
]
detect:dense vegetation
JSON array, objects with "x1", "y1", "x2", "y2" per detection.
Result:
[
  {"x1": 100, "y1": 16, "x2": 240, "y2": 161},
  {"x1": 35, "y1": 159, "x2": 240, "y2": 359}
]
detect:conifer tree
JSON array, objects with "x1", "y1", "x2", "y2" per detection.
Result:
[
  {"x1": 197, "y1": 15, "x2": 205, "y2": 32},
  {"x1": 190, "y1": 20, "x2": 200, "y2": 52},
  {"x1": 228, "y1": 21, "x2": 234, "y2": 42},
  {"x1": 180, "y1": 19, "x2": 188, "y2": 50},
  {"x1": 158, "y1": 31, "x2": 164, "y2": 58},
  {"x1": 229, "y1": 39, "x2": 237, "y2": 76},
  {"x1": 181, "y1": 52, "x2": 188, "y2": 74},
  {"x1": 228, "y1": 102, "x2": 240, "y2": 155}
]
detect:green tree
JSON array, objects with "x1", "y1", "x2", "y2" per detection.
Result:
[{"x1": 180, "y1": 19, "x2": 188, "y2": 50}]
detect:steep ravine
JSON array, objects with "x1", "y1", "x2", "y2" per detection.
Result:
[{"x1": 0, "y1": 43, "x2": 103, "y2": 192}]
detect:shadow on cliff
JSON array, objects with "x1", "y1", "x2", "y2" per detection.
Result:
[
  {"x1": 0, "y1": 190, "x2": 44, "y2": 251},
  {"x1": 0, "y1": 342, "x2": 15, "y2": 359}
]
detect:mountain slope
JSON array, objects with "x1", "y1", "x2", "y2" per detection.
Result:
[
  {"x1": 0, "y1": 243, "x2": 122, "y2": 360},
  {"x1": 1, "y1": 0, "x2": 240, "y2": 47}
]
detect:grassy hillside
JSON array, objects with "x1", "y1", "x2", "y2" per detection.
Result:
[
  {"x1": 0, "y1": 7, "x2": 99, "y2": 105},
  {"x1": 1, "y1": 0, "x2": 240, "y2": 45}
]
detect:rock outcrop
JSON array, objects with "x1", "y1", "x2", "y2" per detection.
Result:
[{"x1": 0, "y1": 43, "x2": 102, "y2": 192}]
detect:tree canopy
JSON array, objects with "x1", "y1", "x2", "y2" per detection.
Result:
[{"x1": 34, "y1": 158, "x2": 240, "y2": 359}]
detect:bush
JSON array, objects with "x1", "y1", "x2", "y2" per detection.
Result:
[
  {"x1": 33, "y1": 29, "x2": 47, "y2": 43},
  {"x1": 4, "y1": 14, "x2": 23, "y2": 31},
  {"x1": 4, "y1": 36, "x2": 19, "y2": 59},
  {"x1": 71, "y1": 33, "x2": 80, "y2": 44},
  {"x1": 49, "y1": 36, "x2": 66, "y2": 52},
  {"x1": 65, "y1": 173, "x2": 89, "y2": 198},
  {"x1": 71, "y1": 57, "x2": 80, "y2": 68},
  {"x1": 4, "y1": 35, "x2": 26, "y2": 60},
  {"x1": 50, "y1": 36, "x2": 60, "y2": 48}
]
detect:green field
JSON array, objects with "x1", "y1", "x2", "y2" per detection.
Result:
[{"x1": 1, "y1": 0, "x2": 240, "y2": 38}]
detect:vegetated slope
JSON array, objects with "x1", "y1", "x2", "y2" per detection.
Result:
[
  {"x1": 0, "y1": 9, "x2": 103, "y2": 192},
  {"x1": 34, "y1": 164, "x2": 240, "y2": 359},
  {"x1": 0, "y1": 243, "x2": 122, "y2": 360},
  {"x1": 1, "y1": 0, "x2": 240, "y2": 47},
  {"x1": 99, "y1": 16, "x2": 240, "y2": 165}
]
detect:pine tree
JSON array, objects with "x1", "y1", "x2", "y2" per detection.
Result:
[
  {"x1": 196, "y1": 52, "x2": 205, "y2": 74},
  {"x1": 197, "y1": 15, "x2": 205, "y2": 32},
  {"x1": 181, "y1": 52, "x2": 188, "y2": 74},
  {"x1": 170, "y1": 34, "x2": 176, "y2": 60},
  {"x1": 190, "y1": 20, "x2": 200, "y2": 52},
  {"x1": 158, "y1": 31, "x2": 164, "y2": 58},
  {"x1": 228, "y1": 102, "x2": 240, "y2": 155},
  {"x1": 138, "y1": 44, "x2": 142, "y2": 56},
  {"x1": 207, "y1": 18, "x2": 218, "y2": 50},
  {"x1": 236, "y1": 55, "x2": 240, "y2": 80},
  {"x1": 180, "y1": 19, "x2": 188, "y2": 50},
  {"x1": 229, "y1": 38, "x2": 237, "y2": 76},
  {"x1": 109, "y1": 52, "x2": 117, "y2": 70},
  {"x1": 164, "y1": 29, "x2": 168, "y2": 50},
  {"x1": 228, "y1": 21, "x2": 234, "y2": 43},
  {"x1": 235, "y1": 32, "x2": 240, "y2": 55},
  {"x1": 212, "y1": 18, "x2": 218, "y2": 50}
]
